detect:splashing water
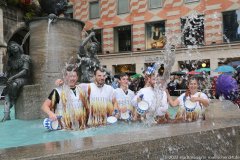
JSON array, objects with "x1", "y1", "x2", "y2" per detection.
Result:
[
  {"x1": 145, "y1": 31, "x2": 182, "y2": 125},
  {"x1": 47, "y1": 16, "x2": 54, "y2": 33},
  {"x1": 21, "y1": 32, "x2": 30, "y2": 47}
]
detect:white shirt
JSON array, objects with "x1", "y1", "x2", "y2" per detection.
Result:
[
  {"x1": 114, "y1": 88, "x2": 135, "y2": 111},
  {"x1": 132, "y1": 87, "x2": 168, "y2": 116},
  {"x1": 177, "y1": 92, "x2": 209, "y2": 112},
  {"x1": 89, "y1": 83, "x2": 115, "y2": 104}
]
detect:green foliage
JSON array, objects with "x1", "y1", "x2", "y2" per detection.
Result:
[{"x1": 4, "y1": 0, "x2": 42, "y2": 20}]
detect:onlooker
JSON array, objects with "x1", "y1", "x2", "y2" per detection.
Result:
[{"x1": 167, "y1": 76, "x2": 177, "y2": 96}]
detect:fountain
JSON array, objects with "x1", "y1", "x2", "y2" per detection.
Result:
[{"x1": 0, "y1": 6, "x2": 240, "y2": 160}]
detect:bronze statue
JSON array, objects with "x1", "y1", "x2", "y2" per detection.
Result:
[
  {"x1": 1, "y1": 41, "x2": 31, "y2": 121},
  {"x1": 39, "y1": 0, "x2": 68, "y2": 16},
  {"x1": 78, "y1": 31, "x2": 100, "y2": 83}
]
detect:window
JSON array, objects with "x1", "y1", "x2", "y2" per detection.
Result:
[
  {"x1": 87, "y1": 29, "x2": 103, "y2": 54},
  {"x1": 146, "y1": 21, "x2": 166, "y2": 50},
  {"x1": 118, "y1": 0, "x2": 129, "y2": 14},
  {"x1": 178, "y1": 59, "x2": 210, "y2": 72},
  {"x1": 114, "y1": 25, "x2": 132, "y2": 52},
  {"x1": 65, "y1": 4, "x2": 73, "y2": 18},
  {"x1": 89, "y1": 1, "x2": 100, "y2": 19},
  {"x1": 149, "y1": 0, "x2": 162, "y2": 9},
  {"x1": 113, "y1": 64, "x2": 136, "y2": 75},
  {"x1": 181, "y1": 15, "x2": 204, "y2": 46},
  {"x1": 94, "y1": 29, "x2": 103, "y2": 54},
  {"x1": 223, "y1": 10, "x2": 240, "y2": 42}
]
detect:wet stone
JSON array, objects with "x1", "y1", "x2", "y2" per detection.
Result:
[{"x1": 15, "y1": 84, "x2": 42, "y2": 120}]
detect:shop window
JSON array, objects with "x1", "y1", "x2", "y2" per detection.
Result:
[
  {"x1": 146, "y1": 21, "x2": 166, "y2": 50},
  {"x1": 178, "y1": 59, "x2": 210, "y2": 71},
  {"x1": 181, "y1": 15, "x2": 204, "y2": 46},
  {"x1": 114, "y1": 25, "x2": 132, "y2": 52},
  {"x1": 89, "y1": 1, "x2": 100, "y2": 19},
  {"x1": 223, "y1": 10, "x2": 240, "y2": 42},
  {"x1": 149, "y1": 0, "x2": 163, "y2": 9},
  {"x1": 118, "y1": 0, "x2": 129, "y2": 14},
  {"x1": 114, "y1": 64, "x2": 136, "y2": 75}
]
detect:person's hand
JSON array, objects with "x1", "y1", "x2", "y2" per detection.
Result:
[
  {"x1": 190, "y1": 97, "x2": 200, "y2": 102},
  {"x1": 159, "y1": 107, "x2": 167, "y2": 113},
  {"x1": 48, "y1": 112, "x2": 58, "y2": 121},
  {"x1": 137, "y1": 94, "x2": 144, "y2": 102},
  {"x1": 55, "y1": 79, "x2": 64, "y2": 86},
  {"x1": 120, "y1": 106, "x2": 127, "y2": 113}
]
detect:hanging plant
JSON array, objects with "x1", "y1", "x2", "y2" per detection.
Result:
[{"x1": 20, "y1": 0, "x2": 32, "y2": 5}]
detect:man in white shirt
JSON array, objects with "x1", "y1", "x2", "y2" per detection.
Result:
[
  {"x1": 132, "y1": 67, "x2": 169, "y2": 123},
  {"x1": 80, "y1": 67, "x2": 118, "y2": 126},
  {"x1": 42, "y1": 66, "x2": 88, "y2": 130},
  {"x1": 114, "y1": 73, "x2": 135, "y2": 121}
]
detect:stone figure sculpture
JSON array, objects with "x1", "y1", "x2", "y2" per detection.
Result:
[
  {"x1": 78, "y1": 30, "x2": 100, "y2": 83},
  {"x1": 1, "y1": 41, "x2": 31, "y2": 121},
  {"x1": 39, "y1": 0, "x2": 68, "y2": 16}
]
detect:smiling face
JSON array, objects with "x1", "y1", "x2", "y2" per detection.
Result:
[
  {"x1": 65, "y1": 71, "x2": 78, "y2": 88},
  {"x1": 95, "y1": 70, "x2": 106, "y2": 86},
  {"x1": 188, "y1": 79, "x2": 199, "y2": 94},
  {"x1": 145, "y1": 74, "x2": 156, "y2": 88},
  {"x1": 119, "y1": 75, "x2": 129, "y2": 88}
]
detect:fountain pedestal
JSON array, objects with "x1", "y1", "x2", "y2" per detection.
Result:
[
  {"x1": 24, "y1": 17, "x2": 84, "y2": 119},
  {"x1": 15, "y1": 84, "x2": 42, "y2": 120}
]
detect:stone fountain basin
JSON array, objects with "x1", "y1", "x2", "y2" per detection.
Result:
[{"x1": 0, "y1": 99, "x2": 239, "y2": 159}]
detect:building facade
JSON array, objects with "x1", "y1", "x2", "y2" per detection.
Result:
[{"x1": 70, "y1": 0, "x2": 240, "y2": 74}]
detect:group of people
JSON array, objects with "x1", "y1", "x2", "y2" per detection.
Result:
[
  {"x1": 167, "y1": 75, "x2": 187, "y2": 96},
  {"x1": 42, "y1": 65, "x2": 210, "y2": 130}
]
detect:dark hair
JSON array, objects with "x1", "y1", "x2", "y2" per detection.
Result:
[
  {"x1": 119, "y1": 73, "x2": 128, "y2": 79},
  {"x1": 185, "y1": 77, "x2": 199, "y2": 97},
  {"x1": 65, "y1": 64, "x2": 78, "y2": 75},
  {"x1": 94, "y1": 67, "x2": 105, "y2": 75}
]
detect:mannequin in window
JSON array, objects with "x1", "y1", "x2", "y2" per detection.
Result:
[
  {"x1": 151, "y1": 26, "x2": 165, "y2": 49},
  {"x1": 152, "y1": 27, "x2": 161, "y2": 41}
]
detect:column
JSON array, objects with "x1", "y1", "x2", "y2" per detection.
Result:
[{"x1": 0, "y1": 7, "x2": 7, "y2": 73}]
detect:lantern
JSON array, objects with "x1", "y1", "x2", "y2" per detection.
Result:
[{"x1": 202, "y1": 63, "x2": 206, "y2": 68}]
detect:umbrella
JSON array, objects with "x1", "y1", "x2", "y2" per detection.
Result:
[
  {"x1": 187, "y1": 70, "x2": 201, "y2": 75},
  {"x1": 130, "y1": 73, "x2": 142, "y2": 79},
  {"x1": 228, "y1": 61, "x2": 240, "y2": 67},
  {"x1": 236, "y1": 65, "x2": 240, "y2": 70},
  {"x1": 195, "y1": 68, "x2": 211, "y2": 72},
  {"x1": 216, "y1": 74, "x2": 238, "y2": 100},
  {"x1": 214, "y1": 65, "x2": 236, "y2": 73},
  {"x1": 170, "y1": 71, "x2": 186, "y2": 75},
  {"x1": 125, "y1": 72, "x2": 136, "y2": 76}
]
